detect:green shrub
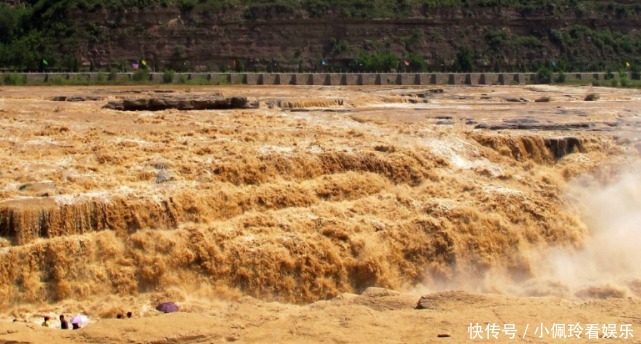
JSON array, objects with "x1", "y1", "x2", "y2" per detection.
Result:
[
  {"x1": 555, "y1": 70, "x2": 566, "y2": 83},
  {"x1": 485, "y1": 29, "x2": 509, "y2": 52},
  {"x1": 215, "y1": 75, "x2": 230, "y2": 85},
  {"x1": 619, "y1": 70, "x2": 629, "y2": 87},
  {"x1": 632, "y1": 65, "x2": 641, "y2": 80},
  {"x1": 350, "y1": 51, "x2": 398, "y2": 72},
  {"x1": 162, "y1": 69, "x2": 175, "y2": 83},
  {"x1": 537, "y1": 67, "x2": 553, "y2": 84},
  {"x1": 47, "y1": 76, "x2": 65, "y2": 85},
  {"x1": 108, "y1": 69, "x2": 117, "y2": 81},
  {"x1": 2, "y1": 73, "x2": 26, "y2": 85},
  {"x1": 406, "y1": 52, "x2": 426, "y2": 72},
  {"x1": 605, "y1": 68, "x2": 615, "y2": 80},
  {"x1": 234, "y1": 60, "x2": 245, "y2": 72},
  {"x1": 514, "y1": 35, "x2": 543, "y2": 48},
  {"x1": 186, "y1": 76, "x2": 211, "y2": 85},
  {"x1": 177, "y1": 0, "x2": 197, "y2": 12},
  {"x1": 132, "y1": 69, "x2": 149, "y2": 82},
  {"x1": 454, "y1": 47, "x2": 474, "y2": 72}
]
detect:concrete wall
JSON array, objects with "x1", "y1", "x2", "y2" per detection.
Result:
[
  {"x1": 358, "y1": 74, "x2": 376, "y2": 85},
  {"x1": 399, "y1": 74, "x2": 417, "y2": 85},
  {"x1": 26, "y1": 73, "x2": 44, "y2": 83},
  {"x1": 259, "y1": 74, "x2": 277, "y2": 85},
  {"x1": 375, "y1": 74, "x2": 399, "y2": 85},
  {"x1": 2, "y1": 72, "x2": 630, "y2": 86},
  {"x1": 480, "y1": 74, "x2": 499, "y2": 85},
  {"x1": 328, "y1": 74, "x2": 343, "y2": 85},
  {"x1": 294, "y1": 74, "x2": 313, "y2": 85},
  {"x1": 276, "y1": 74, "x2": 294, "y2": 85},
  {"x1": 244, "y1": 73, "x2": 259, "y2": 85}
]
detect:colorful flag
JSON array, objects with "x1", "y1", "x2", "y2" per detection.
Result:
[
  {"x1": 404, "y1": 60, "x2": 410, "y2": 66},
  {"x1": 42, "y1": 59, "x2": 48, "y2": 65},
  {"x1": 141, "y1": 59, "x2": 147, "y2": 66},
  {"x1": 551, "y1": 61, "x2": 557, "y2": 68},
  {"x1": 321, "y1": 59, "x2": 327, "y2": 66},
  {"x1": 626, "y1": 61, "x2": 631, "y2": 68},
  {"x1": 132, "y1": 63, "x2": 139, "y2": 70}
]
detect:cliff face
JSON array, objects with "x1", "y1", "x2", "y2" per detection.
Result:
[
  {"x1": 4, "y1": 2, "x2": 641, "y2": 72},
  {"x1": 75, "y1": 5, "x2": 641, "y2": 71}
]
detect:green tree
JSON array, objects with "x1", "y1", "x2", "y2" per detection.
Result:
[
  {"x1": 234, "y1": 59, "x2": 245, "y2": 72},
  {"x1": 0, "y1": 4, "x2": 22, "y2": 44},
  {"x1": 537, "y1": 67, "x2": 553, "y2": 83},
  {"x1": 631, "y1": 64, "x2": 641, "y2": 80},
  {"x1": 406, "y1": 53, "x2": 426, "y2": 72},
  {"x1": 351, "y1": 51, "x2": 396, "y2": 72},
  {"x1": 454, "y1": 47, "x2": 474, "y2": 72}
]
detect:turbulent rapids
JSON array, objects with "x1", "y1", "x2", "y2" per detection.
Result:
[{"x1": 1, "y1": 85, "x2": 641, "y2": 342}]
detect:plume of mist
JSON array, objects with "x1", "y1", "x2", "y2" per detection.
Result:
[
  {"x1": 418, "y1": 160, "x2": 641, "y2": 299},
  {"x1": 532, "y1": 162, "x2": 641, "y2": 297}
]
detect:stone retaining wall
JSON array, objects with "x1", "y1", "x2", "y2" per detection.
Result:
[{"x1": 9, "y1": 72, "x2": 628, "y2": 86}]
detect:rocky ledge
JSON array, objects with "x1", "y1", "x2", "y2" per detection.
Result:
[{"x1": 104, "y1": 96, "x2": 253, "y2": 111}]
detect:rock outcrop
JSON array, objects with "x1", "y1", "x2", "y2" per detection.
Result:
[
  {"x1": 544, "y1": 137, "x2": 584, "y2": 159},
  {"x1": 474, "y1": 122, "x2": 592, "y2": 131},
  {"x1": 104, "y1": 96, "x2": 252, "y2": 111},
  {"x1": 52, "y1": 96, "x2": 103, "y2": 102},
  {"x1": 471, "y1": 134, "x2": 585, "y2": 163}
]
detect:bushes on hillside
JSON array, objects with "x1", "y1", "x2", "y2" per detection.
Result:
[
  {"x1": 454, "y1": 47, "x2": 474, "y2": 72},
  {"x1": 132, "y1": 69, "x2": 149, "y2": 82},
  {"x1": 537, "y1": 67, "x2": 553, "y2": 83},
  {"x1": 349, "y1": 51, "x2": 398, "y2": 72},
  {"x1": 2, "y1": 73, "x2": 26, "y2": 85},
  {"x1": 2, "y1": 1, "x2": 641, "y2": 73},
  {"x1": 631, "y1": 64, "x2": 641, "y2": 80},
  {"x1": 162, "y1": 69, "x2": 175, "y2": 83}
]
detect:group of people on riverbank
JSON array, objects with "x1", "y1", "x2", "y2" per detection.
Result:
[
  {"x1": 41, "y1": 315, "x2": 79, "y2": 330},
  {"x1": 41, "y1": 311, "x2": 132, "y2": 329}
]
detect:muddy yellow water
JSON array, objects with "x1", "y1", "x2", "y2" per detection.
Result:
[{"x1": 0, "y1": 85, "x2": 640, "y2": 343}]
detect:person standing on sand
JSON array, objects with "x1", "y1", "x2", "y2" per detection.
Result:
[
  {"x1": 41, "y1": 316, "x2": 51, "y2": 327},
  {"x1": 60, "y1": 315, "x2": 68, "y2": 329}
]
